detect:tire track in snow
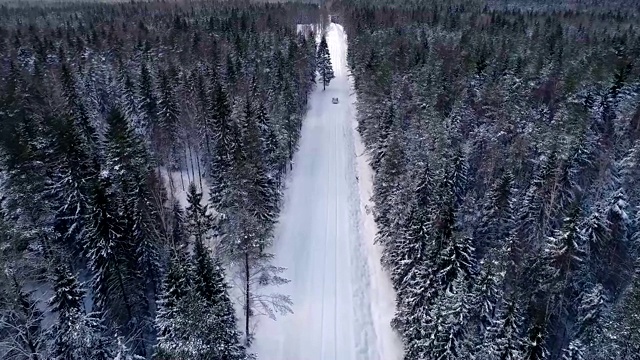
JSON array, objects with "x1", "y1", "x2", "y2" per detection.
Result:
[{"x1": 333, "y1": 95, "x2": 341, "y2": 360}]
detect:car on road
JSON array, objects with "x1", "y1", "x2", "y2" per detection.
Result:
[{"x1": 332, "y1": 97, "x2": 339, "y2": 104}]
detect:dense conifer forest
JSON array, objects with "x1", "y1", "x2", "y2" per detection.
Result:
[
  {"x1": 339, "y1": 0, "x2": 640, "y2": 359},
  {"x1": 0, "y1": 0, "x2": 318, "y2": 358},
  {"x1": 3, "y1": 0, "x2": 640, "y2": 359}
]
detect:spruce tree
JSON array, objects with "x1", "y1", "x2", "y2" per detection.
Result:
[
  {"x1": 105, "y1": 107, "x2": 161, "y2": 325},
  {"x1": 185, "y1": 182, "x2": 214, "y2": 246},
  {"x1": 561, "y1": 340, "x2": 585, "y2": 360},
  {"x1": 316, "y1": 34, "x2": 335, "y2": 90},
  {"x1": 85, "y1": 172, "x2": 140, "y2": 332},
  {"x1": 208, "y1": 83, "x2": 236, "y2": 210},
  {"x1": 114, "y1": 337, "x2": 144, "y2": 360},
  {"x1": 60, "y1": 63, "x2": 99, "y2": 156},
  {"x1": 156, "y1": 245, "x2": 246, "y2": 360},
  {"x1": 576, "y1": 284, "x2": 607, "y2": 347},
  {"x1": 48, "y1": 264, "x2": 114, "y2": 360},
  {"x1": 155, "y1": 247, "x2": 193, "y2": 358},
  {"x1": 479, "y1": 297, "x2": 524, "y2": 360},
  {"x1": 239, "y1": 96, "x2": 277, "y2": 230},
  {"x1": 426, "y1": 274, "x2": 473, "y2": 360},
  {"x1": 544, "y1": 208, "x2": 585, "y2": 307},
  {"x1": 437, "y1": 233, "x2": 475, "y2": 292},
  {"x1": 475, "y1": 171, "x2": 515, "y2": 257},
  {"x1": 156, "y1": 69, "x2": 180, "y2": 168},
  {"x1": 46, "y1": 111, "x2": 99, "y2": 249},
  {"x1": 118, "y1": 70, "x2": 146, "y2": 140},
  {"x1": 138, "y1": 62, "x2": 157, "y2": 143},
  {"x1": 524, "y1": 320, "x2": 549, "y2": 360},
  {"x1": 256, "y1": 100, "x2": 279, "y2": 176},
  {"x1": 171, "y1": 200, "x2": 188, "y2": 247},
  {"x1": 49, "y1": 264, "x2": 84, "y2": 318},
  {"x1": 470, "y1": 261, "x2": 503, "y2": 337}
]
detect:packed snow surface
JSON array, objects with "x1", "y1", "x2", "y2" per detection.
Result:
[{"x1": 253, "y1": 23, "x2": 403, "y2": 360}]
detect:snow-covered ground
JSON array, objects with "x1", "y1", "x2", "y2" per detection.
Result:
[{"x1": 253, "y1": 23, "x2": 403, "y2": 360}]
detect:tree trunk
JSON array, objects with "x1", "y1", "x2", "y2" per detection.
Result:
[
  {"x1": 244, "y1": 251, "x2": 251, "y2": 346},
  {"x1": 187, "y1": 142, "x2": 197, "y2": 186},
  {"x1": 196, "y1": 149, "x2": 204, "y2": 190},
  {"x1": 116, "y1": 269, "x2": 134, "y2": 325}
]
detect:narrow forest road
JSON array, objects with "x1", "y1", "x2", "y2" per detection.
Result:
[{"x1": 252, "y1": 23, "x2": 403, "y2": 360}]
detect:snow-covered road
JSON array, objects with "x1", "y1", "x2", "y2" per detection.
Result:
[{"x1": 253, "y1": 23, "x2": 403, "y2": 360}]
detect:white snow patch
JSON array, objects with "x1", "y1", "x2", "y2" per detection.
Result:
[
  {"x1": 158, "y1": 167, "x2": 209, "y2": 210},
  {"x1": 297, "y1": 23, "x2": 321, "y2": 38}
]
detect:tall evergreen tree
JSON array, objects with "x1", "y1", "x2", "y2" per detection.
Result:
[
  {"x1": 185, "y1": 182, "x2": 214, "y2": 246},
  {"x1": 105, "y1": 107, "x2": 161, "y2": 319},
  {"x1": 208, "y1": 83, "x2": 236, "y2": 210},
  {"x1": 316, "y1": 34, "x2": 335, "y2": 90},
  {"x1": 171, "y1": 200, "x2": 188, "y2": 247},
  {"x1": 47, "y1": 264, "x2": 114, "y2": 360},
  {"x1": 524, "y1": 319, "x2": 550, "y2": 360},
  {"x1": 154, "y1": 247, "x2": 193, "y2": 359},
  {"x1": 59, "y1": 63, "x2": 99, "y2": 156},
  {"x1": 46, "y1": 112, "x2": 100, "y2": 257},
  {"x1": 426, "y1": 274, "x2": 473, "y2": 360},
  {"x1": 561, "y1": 340, "x2": 585, "y2": 360},
  {"x1": 85, "y1": 172, "x2": 142, "y2": 335},
  {"x1": 479, "y1": 297, "x2": 525, "y2": 360},
  {"x1": 156, "y1": 69, "x2": 180, "y2": 168}
]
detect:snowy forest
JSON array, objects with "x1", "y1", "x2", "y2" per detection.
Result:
[
  {"x1": 3, "y1": 0, "x2": 640, "y2": 359},
  {"x1": 0, "y1": 0, "x2": 318, "y2": 358},
  {"x1": 340, "y1": 0, "x2": 640, "y2": 359}
]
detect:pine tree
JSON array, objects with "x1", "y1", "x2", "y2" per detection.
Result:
[
  {"x1": 576, "y1": 284, "x2": 607, "y2": 346},
  {"x1": 185, "y1": 182, "x2": 214, "y2": 246},
  {"x1": 316, "y1": 34, "x2": 335, "y2": 90},
  {"x1": 561, "y1": 340, "x2": 585, "y2": 360},
  {"x1": 48, "y1": 264, "x2": 114, "y2": 360},
  {"x1": 524, "y1": 320, "x2": 549, "y2": 360},
  {"x1": 114, "y1": 337, "x2": 144, "y2": 360},
  {"x1": 46, "y1": 112, "x2": 100, "y2": 255},
  {"x1": 85, "y1": 172, "x2": 141, "y2": 332},
  {"x1": 470, "y1": 261, "x2": 503, "y2": 337},
  {"x1": 426, "y1": 274, "x2": 473, "y2": 360},
  {"x1": 138, "y1": 62, "x2": 157, "y2": 144},
  {"x1": 208, "y1": 83, "x2": 236, "y2": 210},
  {"x1": 60, "y1": 63, "x2": 99, "y2": 156},
  {"x1": 171, "y1": 200, "x2": 188, "y2": 247},
  {"x1": 479, "y1": 297, "x2": 524, "y2": 360},
  {"x1": 239, "y1": 96, "x2": 277, "y2": 230},
  {"x1": 105, "y1": 107, "x2": 161, "y2": 331},
  {"x1": 156, "y1": 69, "x2": 180, "y2": 168},
  {"x1": 155, "y1": 247, "x2": 193, "y2": 357}
]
